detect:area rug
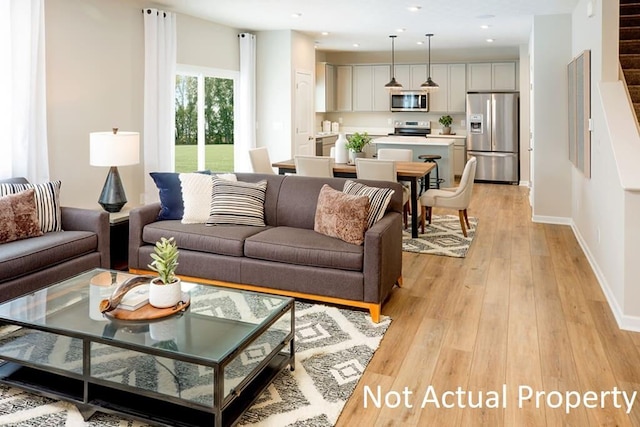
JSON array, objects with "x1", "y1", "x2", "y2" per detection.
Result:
[
  {"x1": 402, "y1": 214, "x2": 478, "y2": 258},
  {"x1": 0, "y1": 300, "x2": 390, "y2": 426}
]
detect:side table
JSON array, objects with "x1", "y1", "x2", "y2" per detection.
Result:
[{"x1": 108, "y1": 210, "x2": 130, "y2": 271}]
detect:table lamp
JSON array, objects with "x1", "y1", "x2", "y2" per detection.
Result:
[{"x1": 90, "y1": 128, "x2": 140, "y2": 212}]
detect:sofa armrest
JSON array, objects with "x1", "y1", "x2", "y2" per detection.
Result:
[
  {"x1": 362, "y1": 211, "x2": 403, "y2": 304},
  {"x1": 128, "y1": 203, "x2": 161, "y2": 269},
  {"x1": 60, "y1": 207, "x2": 110, "y2": 268}
]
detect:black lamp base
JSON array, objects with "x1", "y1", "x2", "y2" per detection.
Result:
[{"x1": 98, "y1": 166, "x2": 127, "y2": 213}]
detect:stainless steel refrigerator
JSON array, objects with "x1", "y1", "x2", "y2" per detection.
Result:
[{"x1": 466, "y1": 92, "x2": 519, "y2": 183}]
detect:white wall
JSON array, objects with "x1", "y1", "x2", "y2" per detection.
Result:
[
  {"x1": 177, "y1": 14, "x2": 239, "y2": 71},
  {"x1": 570, "y1": 0, "x2": 640, "y2": 329},
  {"x1": 46, "y1": 0, "x2": 146, "y2": 208},
  {"x1": 45, "y1": 0, "x2": 241, "y2": 208},
  {"x1": 530, "y1": 14, "x2": 573, "y2": 221}
]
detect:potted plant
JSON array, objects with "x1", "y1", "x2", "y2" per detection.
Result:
[
  {"x1": 345, "y1": 132, "x2": 372, "y2": 164},
  {"x1": 439, "y1": 115, "x2": 453, "y2": 135},
  {"x1": 147, "y1": 237, "x2": 182, "y2": 308}
]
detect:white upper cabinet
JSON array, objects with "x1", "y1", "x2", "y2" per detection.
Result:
[
  {"x1": 422, "y1": 64, "x2": 466, "y2": 113},
  {"x1": 315, "y1": 62, "x2": 335, "y2": 113},
  {"x1": 393, "y1": 64, "x2": 426, "y2": 91},
  {"x1": 447, "y1": 63, "x2": 467, "y2": 112},
  {"x1": 491, "y1": 62, "x2": 517, "y2": 90},
  {"x1": 467, "y1": 62, "x2": 516, "y2": 91},
  {"x1": 335, "y1": 65, "x2": 353, "y2": 111},
  {"x1": 427, "y1": 64, "x2": 448, "y2": 112},
  {"x1": 353, "y1": 65, "x2": 390, "y2": 112}
]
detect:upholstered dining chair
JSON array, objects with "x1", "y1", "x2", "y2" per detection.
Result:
[
  {"x1": 249, "y1": 147, "x2": 276, "y2": 174},
  {"x1": 419, "y1": 156, "x2": 477, "y2": 237},
  {"x1": 375, "y1": 148, "x2": 414, "y2": 228},
  {"x1": 356, "y1": 158, "x2": 409, "y2": 229},
  {"x1": 294, "y1": 155, "x2": 334, "y2": 177}
]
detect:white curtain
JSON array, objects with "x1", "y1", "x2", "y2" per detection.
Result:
[
  {"x1": 0, "y1": 0, "x2": 48, "y2": 182},
  {"x1": 143, "y1": 8, "x2": 176, "y2": 203},
  {"x1": 237, "y1": 33, "x2": 257, "y2": 172}
]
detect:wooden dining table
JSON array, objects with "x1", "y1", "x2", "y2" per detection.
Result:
[{"x1": 271, "y1": 159, "x2": 435, "y2": 238}]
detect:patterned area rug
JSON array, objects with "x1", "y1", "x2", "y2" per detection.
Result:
[
  {"x1": 403, "y1": 214, "x2": 478, "y2": 258},
  {"x1": 0, "y1": 300, "x2": 390, "y2": 426}
]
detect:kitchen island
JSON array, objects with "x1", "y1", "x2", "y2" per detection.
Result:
[{"x1": 373, "y1": 136, "x2": 455, "y2": 187}]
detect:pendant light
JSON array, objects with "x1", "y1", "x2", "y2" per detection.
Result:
[
  {"x1": 384, "y1": 35, "x2": 403, "y2": 91},
  {"x1": 421, "y1": 33, "x2": 439, "y2": 91}
]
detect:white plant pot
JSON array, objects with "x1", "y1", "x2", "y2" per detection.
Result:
[{"x1": 149, "y1": 277, "x2": 182, "y2": 308}]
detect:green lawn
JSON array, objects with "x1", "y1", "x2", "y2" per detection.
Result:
[{"x1": 174, "y1": 144, "x2": 234, "y2": 173}]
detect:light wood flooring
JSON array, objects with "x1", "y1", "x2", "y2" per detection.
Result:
[{"x1": 336, "y1": 183, "x2": 640, "y2": 427}]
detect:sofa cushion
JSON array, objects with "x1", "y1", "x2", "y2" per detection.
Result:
[
  {"x1": 244, "y1": 226, "x2": 364, "y2": 271},
  {"x1": 314, "y1": 185, "x2": 369, "y2": 245},
  {"x1": 0, "y1": 189, "x2": 43, "y2": 244},
  {"x1": 207, "y1": 178, "x2": 267, "y2": 227},
  {"x1": 142, "y1": 220, "x2": 269, "y2": 257},
  {"x1": 0, "y1": 231, "x2": 97, "y2": 283},
  {"x1": 150, "y1": 171, "x2": 211, "y2": 220},
  {"x1": 0, "y1": 180, "x2": 62, "y2": 232}
]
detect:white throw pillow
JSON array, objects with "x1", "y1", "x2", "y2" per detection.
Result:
[
  {"x1": 179, "y1": 173, "x2": 213, "y2": 224},
  {"x1": 216, "y1": 173, "x2": 237, "y2": 181}
]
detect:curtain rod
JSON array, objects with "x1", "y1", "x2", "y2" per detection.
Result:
[{"x1": 141, "y1": 9, "x2": 167, "y2": 17}]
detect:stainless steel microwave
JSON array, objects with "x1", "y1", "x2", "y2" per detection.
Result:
[{"x1": 390, "y1": 92, "x2": 429, "y2": 112}]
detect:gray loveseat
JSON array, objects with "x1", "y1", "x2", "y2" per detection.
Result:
[
  {"x1": 128, "y1": 173, "x2": 403, "y2": 322},
  {"x1": 0, "y1": 178, "x2": 110, "y2": 303}
]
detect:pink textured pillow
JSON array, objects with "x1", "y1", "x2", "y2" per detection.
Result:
[
  {"x1": 314, "y1": 185, "x2": 370, "y2": 245},
  {"x1": 0, "y1": 189, "x2": 43, "y2": 244}
]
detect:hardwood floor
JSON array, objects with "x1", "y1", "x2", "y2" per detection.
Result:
[{"x1": 336, "y1": 183, "x2": 640, "y2": 426}]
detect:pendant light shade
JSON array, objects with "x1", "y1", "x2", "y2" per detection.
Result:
[
  {"x1": 421, "y1": 33, "x2": 439, "y2": 92},
  {"x1": 385, "y1": 35, "x2": 403, "y2": 91}
]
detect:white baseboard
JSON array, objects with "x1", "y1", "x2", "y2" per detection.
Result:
[
  {"x1": 519, "y1": 180, "x2": 529, "y2": 187},
  {"x1": 531, "y1": 215, "x2": 572, "y2": 225},
  {"x1": 570, "y1": 220, "x2": 640, "y2": 332}
]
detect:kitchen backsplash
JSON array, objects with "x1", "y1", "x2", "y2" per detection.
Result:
[{"x1": 316, "y1": 112, "x2": 467, "y2": 136}]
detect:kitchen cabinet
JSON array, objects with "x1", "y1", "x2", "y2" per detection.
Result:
[
  {"x1": 424, "y1": 64, "x2": 466, "y2": 113},
  {"x1": 353, "y1": 65, "x2": 390, "y2": 111},
  {"x1": 335, "y1": 65, "x2": 353, "y2": 111},
  {"x1": 393, "y1": 64, "x2": 427, "y2": 91},
  {"x1": 467, "y1": 62, "x2": 516, "y2": 91},
  {"x1": 453, "y1": 142, "x2": 466, "y2": 176},
  {"x1": 315, "y1": 62, "x2": 335, "y2": 112},
  {"x1": 448, "y1": 63, "x2": 467, "y2": 112}
]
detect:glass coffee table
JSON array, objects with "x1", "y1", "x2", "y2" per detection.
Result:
[{"x1": 0, "y1": 269, "x2": 295, "y2": 427}]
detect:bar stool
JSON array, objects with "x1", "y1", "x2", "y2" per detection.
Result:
[{"x1": 418, "y1": 154, "x2": 443, "y2": 192}]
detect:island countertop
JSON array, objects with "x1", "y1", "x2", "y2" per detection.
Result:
[{"x1": 372, "y1": 136, "x2": 455, "y2": 146}]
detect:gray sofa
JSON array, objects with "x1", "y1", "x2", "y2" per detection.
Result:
[
  {"x1": 0, "y1": 178, "x2": 110, "y2": 303},
  {"x1": 128, "y1": 173, "x2": 403, "y2": 321}
]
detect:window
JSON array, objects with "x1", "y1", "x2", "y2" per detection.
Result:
[{"x1": 174, "y1": 66, "x2": 238, "y2": 173}]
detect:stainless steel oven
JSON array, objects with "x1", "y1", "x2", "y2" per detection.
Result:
[{"x1": 390, "y1": 91, "x2": 429, "y2": 112}]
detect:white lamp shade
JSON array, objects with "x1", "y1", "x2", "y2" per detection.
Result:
[{"x1": 90, "y1": 131, "x2": 140, "y2": 167}]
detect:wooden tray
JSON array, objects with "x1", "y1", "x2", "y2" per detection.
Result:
[{"x1": 103, "y1": 292, "x2": 190, "y2": 321}]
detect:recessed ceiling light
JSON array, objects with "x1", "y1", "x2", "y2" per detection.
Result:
[
  {"x1": 397, "y1": 28, "x2": 406, "y2": 33},
  {"x1": 417, "y1": 41, "x2": 424, "y2": 45},
  {"x1": 321, "y1": 31, "x2": 329, "y2": 36},
  {"x1": 480, "y1": 24, "x2": 490, "y2": 29},
  {"x1": 291, "y1": 13, "x2": 302, "y2": 18},
  {"x1": 353, "y1": 43, "x2": 360, "y2": 47},
  {"x1": 408, "y1": 6, "x2": 421, "y2": 12},
  {"x1": 486, "y1": 38, "x2": 495, "y2": 43}
]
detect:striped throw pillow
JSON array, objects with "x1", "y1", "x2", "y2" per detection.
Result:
[
  {"x1": 207, "y1": 178, "x2": 267, "y2": 227},
  {"x1": 0, "y1": 180, "x2": 62, "y2": 232},
  {"x1": 343, "y1": 180, "x2": 395, "y2": 229}
]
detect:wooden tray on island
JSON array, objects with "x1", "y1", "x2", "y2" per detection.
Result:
[{"x1": 103, "y1": 292, "x2": 191, "y2": 321}]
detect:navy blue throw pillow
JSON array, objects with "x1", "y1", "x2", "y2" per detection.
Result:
[{"x1": 150, "y1": 171, "x2": 210, "y2": 220}]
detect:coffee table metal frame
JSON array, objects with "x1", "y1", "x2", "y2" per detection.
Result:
[{"x1": 0, "y1": 269, "x2": 295, "y2": 427}]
